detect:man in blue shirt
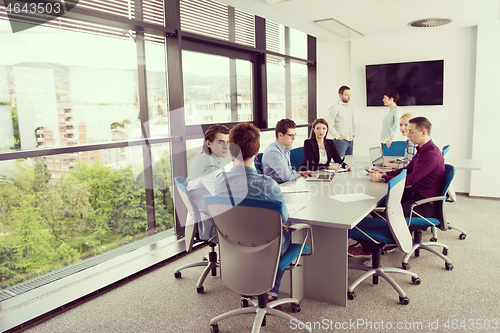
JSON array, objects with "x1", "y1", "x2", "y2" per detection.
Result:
[
  {"x1": 214, "y1": 122, "x2": 290, "y2": 302},
  {"x1": 262, "y1": 118, "x2": 313, "y2": 184}
]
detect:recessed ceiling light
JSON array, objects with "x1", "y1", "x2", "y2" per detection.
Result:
[
  {"x1": 262, "y1": 0, "x2": 290, "y2": 3},
  {"x1": 408, "y1": 18, "x2": 452, "y2": 28}
]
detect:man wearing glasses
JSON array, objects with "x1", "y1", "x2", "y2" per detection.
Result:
[
  {"x1": 262, "y1": 118, "x2": 314, "y2": 184},
  {"x1": 186, "y1": 124, "x2": 230, "y2": 240}
]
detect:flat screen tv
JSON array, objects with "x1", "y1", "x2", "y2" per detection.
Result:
[{"x1": 365, "y1": 60, "x2": 444, "y2": 107}]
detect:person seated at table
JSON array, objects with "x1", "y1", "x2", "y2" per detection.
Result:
[
  {"x1": 186, "y1": 124, "x2": 230, "y2": 240},
  {"x1": 262, "y1": 118, "x2": 314, "y2": 184},
  {"x1": 214, "y1": 122, "x2": 290, "y2": 304},
  {"x1": 381, "y1": 113, "x2": 417, "y2": 169},
  {"x1": 299, "y1": 118, "x2": 352, "y2": 172},
  {"x1": 370, "y1": 116, "x2": 445, "y2": 218}
]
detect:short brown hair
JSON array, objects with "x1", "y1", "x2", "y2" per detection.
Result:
[
  {"x1": 384, "y1": 90, "x2": 400, "y2": 103},
  {"x1": 229, "y1": 122, "x2": 260, "y2": 161},
  {"x1": 203, "y1": 124, "x2": 230, "y2": 154},
  {"x1": 409, "y1": 116, "x2": 432, "y2": 135},
  {"x1": 275, "y1": 118, "x2": 296, "y2": 138},
  {"x1": 339, "y1": 86, "x2": 350, "y2": 95},
  {"x1": 309, "y1": 118, "x2": 329, "y2": 139}
]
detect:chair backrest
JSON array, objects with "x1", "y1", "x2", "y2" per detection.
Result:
[
  {"x1": 290, "y1": 146, "x2": 305, "y2": 171},
  {"x1": 385, "y1": 169, "x2": 413, "y2": 253},
  {"x1": 435, "y1": 164, "x2": 455, "y2": 229},
  {"x1": 442, "y1": 145, "x2": 450, "y2": 157},
  {"x1": 204, "y1": 196, "x2": 282, "y2": 296},
  {"x1": 254, "y1": 153, "x2": 263, "y2": 174},
  {"x1": 382, "y1": 141, "x2": 407, "y2": 156},
  {"x1": 174, "y1": 176, "x2": 199, "y2": 252}
]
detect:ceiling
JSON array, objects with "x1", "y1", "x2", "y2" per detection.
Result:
[{"x1": 217, "y1": 0, "x2": 500, "y2": 42}]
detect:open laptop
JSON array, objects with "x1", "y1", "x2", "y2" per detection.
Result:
[
  {"x1": 369, "y1": 146, "x2": 393, "y2": 170},
  {"x1": 305, "y1": 172, "x2": 335, "y2": 182}
]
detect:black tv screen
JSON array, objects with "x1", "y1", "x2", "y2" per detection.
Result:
[{"x1": 365, "y1": 60, "x2": 444, "y2": 107}]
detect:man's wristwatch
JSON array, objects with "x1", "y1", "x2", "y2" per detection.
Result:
[{"x1": 380, "y1": 176, "x2": 386, "y2": 183}]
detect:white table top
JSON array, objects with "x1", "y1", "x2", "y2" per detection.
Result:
[{"x1": 282, "y1": 163, "x2": 388, "y2": 229}]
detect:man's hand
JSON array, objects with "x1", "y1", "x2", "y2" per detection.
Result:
[
  {"x1": 282, "y1": 224, "x2": 289, "y2": 232},
  {"x1": 370, "y1": 167, "x2": 387, "y2": 175},
  {"x1": 338, "y1": 136, "x2": 345, "y2": 140},
  {"x1": 370, "y1": 172, "x2": 384, "y2": 182},
  {"x1": 299, "y1": 170, "x2": 314, "y2": 178}
]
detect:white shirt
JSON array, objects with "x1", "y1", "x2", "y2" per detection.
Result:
[{"x1": 326, "y1": 99, "x2": 355, "y2": 141}]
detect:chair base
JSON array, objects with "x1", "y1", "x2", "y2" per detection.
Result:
[
  {"x1": 403, "y1": 230, "x2": 453, "y2": 270},
  {"x1": 174, "y1": 243, "x2": 219, "y2": 293},
  {"x1": 210, "y1": 294, "x2": 311, "y2": 333},
  {"x1": 430, "y1": 223, "x2": 466, "y2": 242},
  {"x1": 348, "y1": 248, "x2": 420, "y2": 305}
]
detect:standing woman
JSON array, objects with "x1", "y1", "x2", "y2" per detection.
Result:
[
  {"x1": 380, "y1": 90, "x2": 403, "y2": 148},
  {"x1": 299, "y1": 118, "x2": 352, "y2": 171}
]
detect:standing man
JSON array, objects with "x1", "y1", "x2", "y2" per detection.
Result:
[
  {"x1": 327, "y1": 85, "x2": 355, "y2": 156},
  {"x1": 262, "y1": 119, "x2": 314, "y2": 184}
]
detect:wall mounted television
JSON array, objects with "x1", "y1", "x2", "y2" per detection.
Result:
[{"x1": 365, "y1": 60, "x2": 444, "y2": 107}]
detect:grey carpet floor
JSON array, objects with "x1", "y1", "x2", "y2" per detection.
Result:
[{"x1": 22, "y1": 194, "x2": 500, "y2": 333}]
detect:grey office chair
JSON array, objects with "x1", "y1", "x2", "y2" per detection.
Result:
[
  {"x1": 348, "y1": 170, "x2": 421, "y2": 305},
  {"x1": 402, "y1": 164, "x2": 455, "y2": 271},
  {"x1": 429, "y1": 145, "x2": 466, "y2": 241},
  {"x1": 205, "y1": 196, "x2": 313, "y2": 333},
  {"x1": 173, "y1": 177, "x2": 219, "y2": 293}
]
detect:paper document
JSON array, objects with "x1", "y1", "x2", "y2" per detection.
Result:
[
  {"x1": 329, "y1": 193, "x2": 375, "y2": 202},
  {"x1": 286, "y1": 203, "x2": 306, "y2": 216},
  {"x1": 279, "y1": 182, "x2": 309, "y2": 193}
]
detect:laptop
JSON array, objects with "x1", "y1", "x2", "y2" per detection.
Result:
[
  {"x1": 305, "y1": 172, "x2": 335, "y2": 182},
  {"x1": 369, "y1": 146, "x2": 393, "y2": 170}
]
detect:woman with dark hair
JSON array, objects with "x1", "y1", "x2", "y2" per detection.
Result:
[
  {"x1": 299, "y1": 118, "x2": 352, "y2": 171},
  {"x1": 381, "y1": 90, "x2": 403, "y2": 148}
]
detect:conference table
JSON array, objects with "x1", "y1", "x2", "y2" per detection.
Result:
[{"x1": 281, "y1": 156, "x2": 388, "y2": 307}]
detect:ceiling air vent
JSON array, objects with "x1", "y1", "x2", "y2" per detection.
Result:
[{"x1": 408, "y1": 18, "x2": 452, "y2": 28}]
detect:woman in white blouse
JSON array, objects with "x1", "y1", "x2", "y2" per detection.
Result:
[{"x1": 299, "y1": 118, "x2": 352, "y2": 171}]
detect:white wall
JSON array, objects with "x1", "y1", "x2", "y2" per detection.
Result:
[
  {"x1": 318, "y1": 27, "x2": 479, "y2": 193},
  {"x1": 470, "y1": 21, "x2": 500, "y2": 198}
]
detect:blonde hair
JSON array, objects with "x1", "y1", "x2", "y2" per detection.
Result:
[{"x1": 401, "y1": 113, "x2": 415, "y2": 121}]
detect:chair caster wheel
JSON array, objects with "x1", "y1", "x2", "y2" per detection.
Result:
[
  {"x1": 197, "y1": 286, "x2": 204, "y2": 293},
  {"x1": 459, "y1": 233, "x2": 466, "y2": 240},
  {"x1": 399, "y1": 296, "x2": 410, "y2": 305},
  {"x1": 442, "y1": 248, "x2": 449, "y2": 255},
  {"x1": 412, "y1": 277, "x2": 421, "y2": 285},
  {"x1": 402, "y1": 263, "x2": 410, "y2": 270},
  {"x1": 381, "y1": 249, "x2": 386, "y2": 255},
  {"x1": 292, "y1": 303, "x2": 301, "y2": 313},
  {"x1": 445, "y1": 263, "x2": 454, "y2": 270},
  {"x1": 211, "y1": 324, "x2": 219, "y2": 333},
  {"x1": 203, "y1": 257, "x2": 208, "y2": 261},
  {"x1": 430, "y1": 237, "x2": 437, "y2": 242},
  {"x1": 241, "y1": 299, "x2": 249, "y2": 308},
  {"x1": 347, "y1": 291, "x2": 356, "y2": 300},
  {"x1": 174, "y1": 272, "x2": 181, "y2": 279}
]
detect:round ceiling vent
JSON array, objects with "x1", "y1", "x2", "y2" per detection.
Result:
[{"x1": 408, "y1": 18, "x2": 452, "y2": 28}]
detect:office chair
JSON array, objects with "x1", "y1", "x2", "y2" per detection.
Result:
[
  {"x1": 382, "y1": 141, "x2": 407, "y2": 156},
  {"x1": 204, "y1": 196, "x2": 313, "y2": 333},
  {"x1": 348, "y1": 170, "x2": 421, "y2": 305},
  {"x1": 290, "y1": 146, "x2": 305, "y2": 171},
  {"x1": 173, "y1": 177, "x2": 219, "y2": 293},
  {"x1": 402, "y1": 164, "x2": 455, "y2": 271},
  {"x1": 429, "y1": 145, "x2": 465, "y2": 241},
  {"x1": 254, "y1": 153, "x2": 263, "y2": 174}
]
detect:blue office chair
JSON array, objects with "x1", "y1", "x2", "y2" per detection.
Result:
[
  {"x1": 204, "y1": 196, "x2": 313, "y2": 333},
  {"x1": 402, "y1": 164, "x2": 455, "y2": 270},
  {"x1": 348, "y1": 170, "x2": 421, "y2": 305},
  {"x1": 442, "y1": 145, "x2": 451, "y2": 157},
  {"x1": 290, "y1": 146, "x2": 305, "y2": 171},
  {"x1": 382, "y1": 141, "x2": 407, "y2": 156},
  {"x1": 254, "y1": 152, "x2": 263, "y2": 174},
  {"x1": 173, "y1": 177, "x2": 219, "y2": 293}
]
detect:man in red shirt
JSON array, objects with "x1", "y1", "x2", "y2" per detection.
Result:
[{"x1": 370, "y1": 117, "x2": 445, "y2": 217}]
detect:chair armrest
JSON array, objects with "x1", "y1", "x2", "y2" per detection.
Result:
[
  {"x1": 412, "y1": 196, "x2": 446, "y2": 206},
  {"x1": 289, "y1": 223, "x2": 314, "y2": 264},
  {"x1": 288, "y1": 223, "x2": 312, "y2": 232}
]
